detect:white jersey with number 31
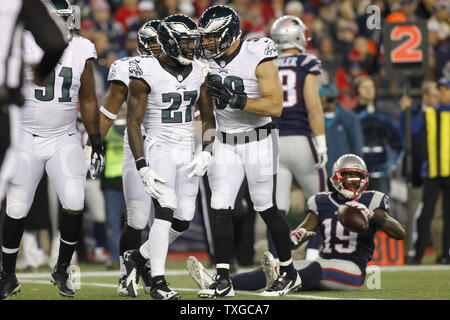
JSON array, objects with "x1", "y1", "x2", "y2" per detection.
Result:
[{"x1": 21, "y1": 32, "x2": 96, "y2": 138}]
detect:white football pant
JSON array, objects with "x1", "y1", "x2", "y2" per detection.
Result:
[{"x1": 7, "y1": 130, "x2": 86, "y2": 219}]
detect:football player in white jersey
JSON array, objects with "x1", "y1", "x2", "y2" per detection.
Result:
[
  {"x1": 123, "y1": 14, "x2": 211, "y2": 300},
  {"x1": 195, "y1": 5, "x2": 301, "y2": 298},
  {"x1": 0, "y1": 0, "x2": 104, "y2": 300},
  {"x1": 93, "y1": 20, "x2": 161, "y2": 297}
]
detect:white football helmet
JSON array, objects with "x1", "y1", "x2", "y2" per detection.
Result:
[
  {"x1": 45, "y1": 0, "x2": 76, "y2": 40},
  {"x1": 331, "y1": 154, "x2": 369, "y2": 200},
  {"x1": 270, "y1": 15, "x2": 310, "y2": 52}
]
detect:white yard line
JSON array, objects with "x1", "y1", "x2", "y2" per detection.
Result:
[
  {"x1": 16, "y1": 264, "x2": 450, "y2": 279},
  {"x1": 18, "y1": 279, "x2": 378, "y2": 300}
]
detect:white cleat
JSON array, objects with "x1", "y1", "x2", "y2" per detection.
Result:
[
  {"x1": 261, "y1": 252, "x2": 279, "y2": 290},
  {"x1": 187, "y1": 256, "x2": 214, "y2": 290}
]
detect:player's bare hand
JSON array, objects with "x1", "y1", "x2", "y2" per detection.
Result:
[{"x1": 345, "y1": 201, "x2": 374, "y2": 220}]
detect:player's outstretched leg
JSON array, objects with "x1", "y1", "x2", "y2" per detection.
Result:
[
  {"x1": 187, "y1": 256, "x2": 214, "y2": 290},
  {"x1": 51, "y1": 263, "x2": 75, "y2": 298},
  {"x1": 261, "y1": 252, "x2": 279, "y2": 290},
  {"x1": 0, "y1": 272, "x2": 21, "y2": 300}
]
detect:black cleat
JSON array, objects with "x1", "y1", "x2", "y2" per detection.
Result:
[
  {"x1": 123, "y1": 250, "x2": 143, "y2": 298},
  {"x1": 149, "y1": 277, "x2": 181, "y2": 300},
  {"x1": 51, "y1": 263, "x2": 75, "y2": 298},
  {"x1": 260, "y1": 272, "x2": 301, "y2": 296},
  {"x1": 0, "y1": 272, "x2": 21, "y2": 300},
  {"x1": 117, "y1": 276, "x2": 129, "y2": 297},
  {"x1": 141, "y1": 266, "x2": 152, "y2": 294},
  {"x1": 197, "y1": 275, "x2": 235, "y2": 298}
]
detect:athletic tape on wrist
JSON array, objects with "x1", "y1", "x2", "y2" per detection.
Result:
[{"x1": 100, "y1": 106, "x2": 118, "y2": 120}]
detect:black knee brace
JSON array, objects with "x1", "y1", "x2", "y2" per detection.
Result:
[
  {"x1": 171, "y1": 218, "x2": 190, "y2": 233},
  {"x1": 152, "y1": 198, "x2": 174, "y2": 222}
]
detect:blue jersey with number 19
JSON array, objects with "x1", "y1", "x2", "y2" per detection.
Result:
[
  {"x1": 272, "y1": 53, "x2": 322, "y2": 137},
  {"x1": 307, "y1": 190, "x2": 390, "y2": 273}
]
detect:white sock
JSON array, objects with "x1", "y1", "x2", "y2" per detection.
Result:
[
  {"x1": 139, "y1": 219, "x2": 171, "y2": 277},
  {"x1": 169, "y1": 227, "x2": 183, "y2": 244}
]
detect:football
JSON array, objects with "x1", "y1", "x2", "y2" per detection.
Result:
[{"x1": 338, "y1": 204, "x2": 369, "y2": 233}]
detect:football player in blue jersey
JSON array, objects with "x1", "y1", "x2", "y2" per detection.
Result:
[
  {"x1": 269, "y1": 15, "x2": 328, "y2": 261},
  {"x1": 187, "y1": 154, "x2": 405, "y2": 292}
]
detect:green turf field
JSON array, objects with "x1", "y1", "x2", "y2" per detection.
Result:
[{"x1": 8, "y1": 260, "x2": 450, "y2": 301}]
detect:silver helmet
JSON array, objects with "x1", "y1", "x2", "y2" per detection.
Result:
[
  {"x1": 270, "y1": 15, "x2": 310, "y2": 52},
  {"x1": 330, "y1": 154, "x2": 369, "y2": 200}
]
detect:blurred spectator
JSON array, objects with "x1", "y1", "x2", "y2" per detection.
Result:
[
  {"x1": 399, "y1": 81, "x2": 439, "y2": 256},
  {"x1": 319, "y1": 36, "x2": 343, "y2": 78},
  {"x1": 335, "y1": 60, "x2": 368, "y2": 109},
  {"x1": 194, "y1": 0, "x2": 212, "y2": 18},
  {"x1": 411, "y1": 77, "x2": 450, "y2": 265},
  {"x1": 93, "y1": 31, "x2": 119, "y2": 89},
  {"x1": 386, "y1": 0, "x2": 418, "y2": 22},
  {"x1": 230, "y1": 0, "x2": 250, "y2": 23},
  {"x1": 113, "y1": 0, "x2": 140, "y2": 32},
  {"x1": 102, "y1": 111, "x2": 127, "y2": 270},
  {"x1": 92, "y1": 0, "x2": 125, "y2": 52},
  {"x1": 415, "y1": 0, "x2": 437, "y2": 20},
  {"x1": 179, "y1": 0, "x2": 196, "y2": 17},
  {"x1": 118, "y1": 30, "x2": 139, "y2": 58},
  {"x1": 157, "y1": 0, "x2": 181, "y2": 18},
  {"x1": 427, "y1": 0, "x2": 450, "y2": 42},
  {"x1": 320, "y1": 83, "x2": 364, "y2": 182},
  {"x1": 284, "y1": 1, "x2": 304, "y2": 18},
  {"x1": 79, "y1": 19, "x2": 96, "y2": 42},
  {"x1": 319, "y1": 0, "x2": 339, "y2": 39},
  {"x1": 129, "y1": 1, "x2": 158, "y2": 32},
  {"x1": 353, "y1": 76, "x2": 404, "y2": 194},
  {"x1": 242, "y1": 2, "x2": 267, "y2": 37},
  {"x1": 348, "y1": 36, "x2": 378, "y2": 75}
]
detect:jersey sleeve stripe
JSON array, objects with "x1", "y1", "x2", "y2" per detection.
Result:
[
  {"x1": 129, "y1": 76, "x2": 151, "y2": 93},
  {"x1": 257, "y1": 56, "x2": 277, "y2": 67},
  {"x1": 368, "y1": 191, "x2": 384, "y2": 211}
]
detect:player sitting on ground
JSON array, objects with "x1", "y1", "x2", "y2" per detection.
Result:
[{"x1": 187, "y1": 154, "x2": 405, "y2": 292}]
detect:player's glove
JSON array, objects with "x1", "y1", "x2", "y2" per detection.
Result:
[
  {"x1": 138, "y1": 166, "x2": 167, "y2": 199},
  {"x1": 345, "y1": 201, "x2": 374, "y2": 220},
  {"x1": 206, "y1": 76, "x2": 247, "y2": 110},
  {"x1": 314, "y1": 134, "x2": 327, "y2": 169},
  {"x1": 187, "y1": 151, "x2": 211, "y2": 178},
  {"x1": 88, "y1": 134, "x2": 105, "y2": 179},
  {"x1": 290, "y1": 227, "x2": 316, "y2": 249}
]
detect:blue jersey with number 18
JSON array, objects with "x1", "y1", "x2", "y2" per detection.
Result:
[{"x1": 272, "y1": 53, "x2": 322, "y2": 137}]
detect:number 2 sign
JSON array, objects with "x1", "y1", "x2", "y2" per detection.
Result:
[{"x1": 383, "y1": 21, "x2": 428, "y2": 77}]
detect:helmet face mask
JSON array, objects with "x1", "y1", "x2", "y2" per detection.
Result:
[
  {"x1": 46, "y1": 0, "x2": 76, "y2": 36},
  {"x1": 157, "y1": 15, "x2": 200, "y2": 65},
  {"x1": 138, "y1": 20, "x2": 161, "y2": 56},
  {"x1": 198, "y1": 6, "x2": 242, "y2": 59},
  {"x1": 331, "y1": 155, "x2": 369, "y2": 200},
  {"x1": 270, "y1": 15, "x2": 310, "y2": 53}
]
